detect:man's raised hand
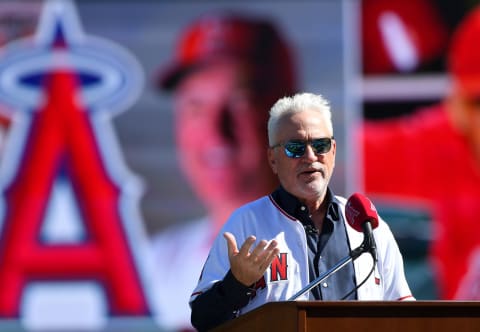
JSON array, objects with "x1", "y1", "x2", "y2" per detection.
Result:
[{"x1": 224, "y1": 232, "x2": 280, "y2": 286}]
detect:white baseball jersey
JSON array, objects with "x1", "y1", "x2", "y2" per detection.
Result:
[{"x1": 190, "y1": 194, "x2": 414, "y2": 315}]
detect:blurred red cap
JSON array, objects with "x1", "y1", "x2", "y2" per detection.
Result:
[
  {"x1": 157, "y1": 12, "x2": 296, "y2": 93},
  {"x1": 448, "y1": 6, "x2": 480, "y2": 97}
]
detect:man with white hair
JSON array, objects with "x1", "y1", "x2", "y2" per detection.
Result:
[{"x1": 190, "y1": 93, "x2": 414, "y2": 331}]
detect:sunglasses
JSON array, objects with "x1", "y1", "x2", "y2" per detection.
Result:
[{"x1": 272, "y1": 137, "x2": 334, "y2": 158}]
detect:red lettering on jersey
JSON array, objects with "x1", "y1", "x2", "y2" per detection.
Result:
[
  {"x1": 254, "y1": 276, "x2": 266, "y2": 290},
  {"x1": 270, "y1": 253, "x2": 288, "y2": 281},
  {"x1": 0, "y1": 71, "x2": 148, "y2": 317}
]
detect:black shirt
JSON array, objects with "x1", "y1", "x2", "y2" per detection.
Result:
[{"x1": 271, "y1": 186, "x2": 357, "y2": 300}]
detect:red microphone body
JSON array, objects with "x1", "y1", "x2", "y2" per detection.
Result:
[
  {"x1": 345, "y1": 193, "x2": 379, "y2": 260},
  {"x1": 345, "y1": 192, "x2": 379, "y2": 231}
]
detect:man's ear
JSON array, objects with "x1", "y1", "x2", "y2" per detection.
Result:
[
  {"x1": 332, "y1": 139, "x2": 337, "y2": 158},
  {"x1": 268, "y1": 148, "x2": 278, "y2": 174}
]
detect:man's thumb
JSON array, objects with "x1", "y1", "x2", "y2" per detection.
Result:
[{"x1": 223, "y1": 232, "x2": 238, "y2": 256}]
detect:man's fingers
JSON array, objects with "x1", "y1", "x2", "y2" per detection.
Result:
[
  {"x1": 253, "y1": 239, "x2": 278, "y2": 258},
  {"x1": 249, "y1": 239, "x2": 269, "y2": 261},
  {"x1": 259, "y1": 240, "x2": 279, "y2": 262},
  {"x1": 259, "y1": 244, "x2": 280, "y2": 271},
  {"x1": 265, "y1": 239, "x2": 278, "y2": 252},
  {"x1": 224, "y1": 234, "x2": 281, "y2": 286},
  {"x1": 223, "y1": 232, "x2": 239, "y2": 257},
  {"x1": 225, "y1": 233, "x2": 279, "y2": 271},
  {"x1": 238, "y1": 235, "x2": 256, "y2": 257}
]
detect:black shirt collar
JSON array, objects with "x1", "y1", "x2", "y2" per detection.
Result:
[{"x1": 270, "y1": 186, "x2": 340, "y2": 223}]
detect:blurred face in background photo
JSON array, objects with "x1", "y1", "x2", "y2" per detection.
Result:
[
  {"x1": 173, "y1": 58, "x2": 277, "y2": 209},
  {"x1": 158, "y1": 14, "x2": 297, "y2": 218}
]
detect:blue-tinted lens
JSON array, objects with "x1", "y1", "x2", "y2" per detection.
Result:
[
  {"x1": 283, "y1": 138, "x2": 332, "y2": 158},
  {"x1": 311, "y1": 138, "x2": 332, "y2": 154},
  {"x1": 284, "y1": 141, "x2": 306, "y2": 158}
]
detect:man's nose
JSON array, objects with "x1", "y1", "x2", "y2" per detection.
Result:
[{"x1": 302, "y1": 143, "x2": 317, "y2": 161}]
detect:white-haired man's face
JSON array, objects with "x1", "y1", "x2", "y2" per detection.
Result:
[{"x1": 268, "y1": 108, "x2": 336, "y2": 204}]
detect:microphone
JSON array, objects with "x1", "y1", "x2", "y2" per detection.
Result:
[
  {"x1": 345, "y1": 193, "x2": 379, "y2": 260},
  {"x1": 288, "y1": 193, "x2": 379, "y2": 301}
]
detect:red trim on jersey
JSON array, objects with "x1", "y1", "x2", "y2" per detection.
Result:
[
  {"x1": 268, "y1": 195, "x2": 297, "y2": 221},
  {"x1": 397, "y1": 295, "x2": 414, "y2": 301}
]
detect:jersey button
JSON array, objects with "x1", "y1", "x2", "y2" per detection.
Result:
[{"x1": 322, "y1": 282, "x2": 328, "y2": 288}]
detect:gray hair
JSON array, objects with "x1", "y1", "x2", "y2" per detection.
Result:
[{"x1": 267, "y1": 92, "x2": 333, "y2": 146}]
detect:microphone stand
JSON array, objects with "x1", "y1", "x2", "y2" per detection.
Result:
[{"x1": 288, "y1": 226, "x2": 376, "y2": 301}]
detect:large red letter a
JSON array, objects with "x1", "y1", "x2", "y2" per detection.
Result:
[{"x1": 0, "y1": 72, "x2": 149, "y2": 317}]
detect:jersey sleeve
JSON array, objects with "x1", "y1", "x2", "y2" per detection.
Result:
[{"x1": 375, "y1": 219, "x2": 415, "y2": 300}]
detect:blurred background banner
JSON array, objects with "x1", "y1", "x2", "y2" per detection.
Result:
[
  {"x1": 0, "y1": 0, "x2": 476, "y2": 331},
  {"x1": 359, "y1": 0, "x2": 480, "y2": 303},
  {"x1": 0, "y1": 0, "x2": 161, "y2": 331},
  {"x1": 0, "y1": 0, "x2": 353, "y2": 330}
]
